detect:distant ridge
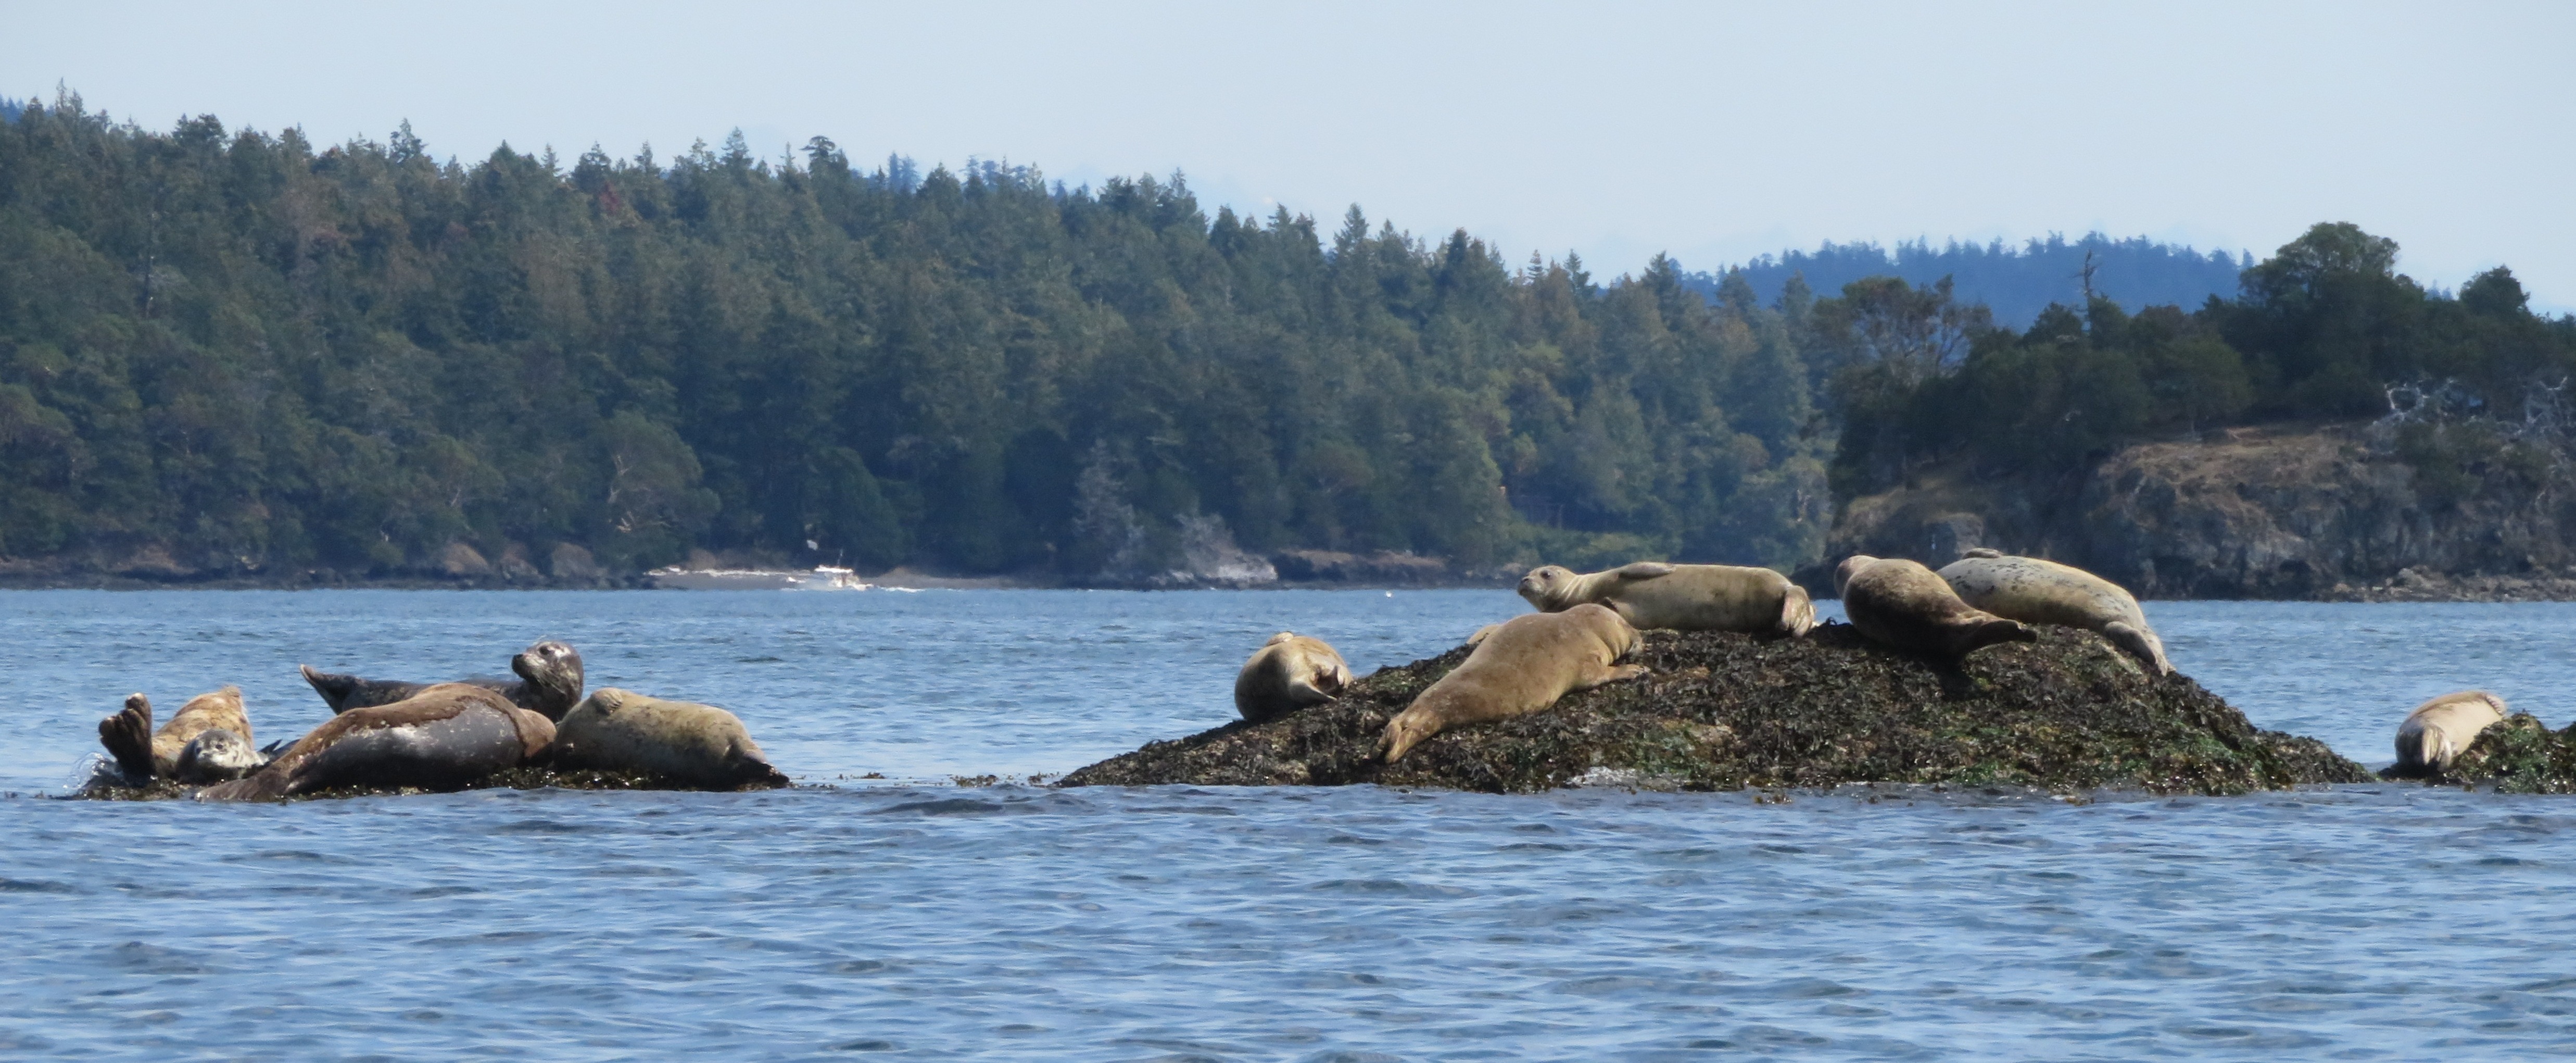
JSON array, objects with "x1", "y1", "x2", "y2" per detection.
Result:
[
  {"x1": 0, "y1": 98, "x2": 23, "y2": 124},
  {"x1": 1690, "y1": 233, "x2": 2250, "y2": 328}
]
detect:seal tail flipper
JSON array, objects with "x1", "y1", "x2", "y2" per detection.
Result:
[
  {"x1": 300, "y1": 665, "x2": 364, "y2": 714},
  {"x1": 1958, "y1": 618, "x2": 2038, "y2": 656},
  {"x1": 1286, "y1": 677, "x2": 1335, "y2": 707},
  {"x1": 2102, "y1": 621, "x2": 2173, "y2": 677},
  {"x1": 1779, "y1": 586, "x2": 1817, "y2": 637},
  {"x1": 98, "y1": 694, "x2": 157, "y2": 782}
]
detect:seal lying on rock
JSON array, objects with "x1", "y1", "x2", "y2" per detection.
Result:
[
  {"x1": 1383, "y1": 603, "x2": 1646, "y2": 762},
  {"x1": 552, "y1": 688, "x2": 788, "y2": 789},
  {"x1": 96, "y1": 686, "x2": 263, "y2": 784},
  {"x1": 2390, "y1": 691, "x2": 2509, "y2": 777},
  {"x1": 1937, "y1": 549, "x2": 2171, "y2": 676},
  {"x1": 1837, "y1": 555, "x2": 2035, "y2": 661},
  {"x1": 300, "y1": 640, "x2": 585, "y2": 720},
  {"x1": 198, "y1": 685, "x2": 555, "y2": 802},
  {"x1": 1234, "y1": 633, "x2": 1352, "y2": 723},
  {"x1": 1519, "y1": 562, "x2": 1815, "y2": 636}
]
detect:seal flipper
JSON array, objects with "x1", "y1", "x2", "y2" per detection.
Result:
[
  {"x1": 301, "y1": 665, "x2": 365, "y2": 714},
  {"x1": 98, "y1": 694, "x2": 157, "y2": 782},
  {"x1": 1612, "y1": 562, "x2": 1676, "y2": 580},
  {"x1": 301, "y1": 665, "x2": 434, "y2": 715},
  {"x1": 1953, "y1": 617, "x2": 2037, "y2": 657},
  {"x1": 1285, "y1": 677, "x2": 1335, "y2": 707},
  {"x1": 2101, "y1": 621, "x2": 2173, "y2": 677},
  {"x1": 1777, "y1": 585, "x2": 1817, "y2": 638}
]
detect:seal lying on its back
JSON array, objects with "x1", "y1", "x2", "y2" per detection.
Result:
[
  {"x1": 197, "y1": 684, "x2": 555, "y2": 802},
  {"x1": 97, "y1": 686, "x2": 266, "y2": 784},
  {"x1": 1518, "y1": 562, "x2": 1815, "y2": 636},
  {"x1": 1233, "y1": 633, "x2": 1353, "y2": 723},
  {"x1": 1937, "y1": 549, "x2": 2171, "y2": 676},
  {"x1": 2390, "y1": 691, "x2": 2509, "y2": 777},
  {"x1": 1382, "y1": 603, "x2": 1646, "y2": 762},
  {"x1": 552, "y1": 688, "x2": 788, "y2": 789},
  {"x1": 1836, "y1": 555, "x2": 2035, "y2": 661},
  {"x1": 300, "y1": 640, "x2": 585, "y2": 720}
]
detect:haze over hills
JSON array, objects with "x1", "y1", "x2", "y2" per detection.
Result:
[{"x1": 1692, "y1": 235, "x2": 2251, "y2": 330}]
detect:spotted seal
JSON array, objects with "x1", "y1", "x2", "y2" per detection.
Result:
[
  {"x1": 1233, "y1": 632, "x2": 1353, "y2": 723},
  {"x1": 551, "y1": 688, "x2": 788, "y2": 789},
  {"x1": 97, "y1": 686, "x2": 264, "y2": 784},
  {"x1": 1937, "y1": 549, "x2": 2170, "y2": 675},
  {"x1": 1518, "y1": 562, "x2": 1815, "y2": 636}
]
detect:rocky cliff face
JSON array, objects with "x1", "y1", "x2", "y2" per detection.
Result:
[{"x1": 1818, "y1": 422, "x2": 2576, "y2": 599}]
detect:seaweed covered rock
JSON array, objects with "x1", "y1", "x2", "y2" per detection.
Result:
[
  {"x1": 71, "y1": 763, "x2": 787, "y2": 801},
  {"x1": 2419, "y1": 714, "x2": 2576, "y2": 793},
  {"x1": 1062, "y1": 622, "x2": 2369, "y2": 795}
]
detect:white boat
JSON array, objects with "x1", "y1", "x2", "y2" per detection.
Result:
[{"x1": 648, "y1": 566, "x2": 872, "y2": 591}]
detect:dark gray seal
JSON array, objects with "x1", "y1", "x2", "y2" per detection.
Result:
[
  {"x1": 300, "y1": 640, "x2": 584, "y2": 720},
  {"x1": 197, "y1": 684, "x2": 555, "y2": 802}
]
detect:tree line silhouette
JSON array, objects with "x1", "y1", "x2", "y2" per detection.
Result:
[{"x1": 1, "y1": 92, "x2": 2565, "y2": 582}]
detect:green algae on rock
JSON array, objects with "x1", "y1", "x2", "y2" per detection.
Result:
[
  {"x1": 1060, "y1": 622, "x2": 2369, "y2": 795},
  {"x1": 2410, "y1": 714, "x2": 2576, "y2": 793}
]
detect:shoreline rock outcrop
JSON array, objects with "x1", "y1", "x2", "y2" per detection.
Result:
[
  {"x1": 1814, "y1": 421, "x2": 2576, "y2": 602},
  {"x1": 1062, "y1": 622, "x2": 2368, "y2": 795}
]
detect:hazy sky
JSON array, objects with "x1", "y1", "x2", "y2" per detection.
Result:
[{"x1": 9, "y1": 1, "x2": 2571, "y2": 308}]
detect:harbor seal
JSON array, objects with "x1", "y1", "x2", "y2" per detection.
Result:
[
  {"x1": 300, "y1": 640, "x2": 585, "y2": 720},
  {"x1": 197, "y1": 684, "x2": 554, "y2": 802},
  {"x1": 1382, "y1": 603, "x2": 1646, "y2": 762},
  {"x1": 1836, "y1": 555, "x2": 2035, "y2": 660},
  {"x1": 96, "y1": 686, "x2": 261, "y2": 784},
  {"x1": 1937, "y1": 550, "x2": 2171, "y2": 676},
  {"x1": 1233, "y1": 632, "x2": 1353, "y2": 723},
  {"x1": 552, "y1": 688, "x2": 789, "y2": 788},
  {"x1": 1518, "y1": 562, "x2": 1815, "y2": 636},
  {"x1": 2391, "y1": 691, "x2": 2509, "y2": 777}
]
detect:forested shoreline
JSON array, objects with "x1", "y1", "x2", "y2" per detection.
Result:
[{"x1": 1, "y1": 93, "x2": 2569, "y2": 589}]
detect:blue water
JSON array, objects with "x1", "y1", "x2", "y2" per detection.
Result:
[{"x1": 7, "y1": 591, "x2": 2576, "y2": 1059}]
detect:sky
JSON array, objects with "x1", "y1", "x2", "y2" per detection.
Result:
[{"x1": 7, "y1": 1, "x2": 2571, "y2": 309}]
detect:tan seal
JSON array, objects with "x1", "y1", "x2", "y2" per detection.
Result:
[
  {"x1": 2392, "y1": 691, "x2": 2508, "y2": 776},
  {"x1": 97, "y1": 686, "x2": 260, "y2": 784},
  {"x1": 1937, "y1": 549, "x2": 2171, "y2": 675},
  {"x1": 198, "y1": 684, "x2": 555, "y2": 802},
  {"x1": 1382, "y1": 603, "x2": 1646, "y2": 762},
  {"x1": 1836, "y1": 554, "x2": 2035, "y2": 660},
  {"x1": 1518, "y1": 562, "x2": 1815, "y2": 636},
  {"x1": 1233, "y1": 633, "x2": 1353, "y2": 723},
  {"x1": 552, "y1": 688, "x2": 789, "y2": 789}
]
